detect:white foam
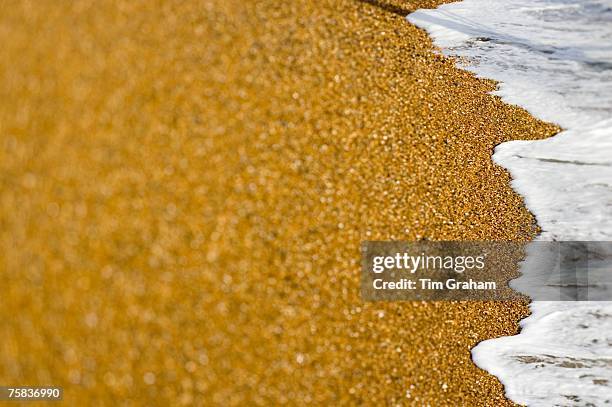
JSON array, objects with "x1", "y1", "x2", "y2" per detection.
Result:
[
  {"x1": 409, "y1": 1, "x2": 612, "y2": 405},
  {"x1": 473, "y1": 301, "x2": 612, "y2": 406}
]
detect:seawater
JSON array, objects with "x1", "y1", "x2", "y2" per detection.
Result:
[{"x1": 408, "y1": 1, "x2": 612, "y2": 405}]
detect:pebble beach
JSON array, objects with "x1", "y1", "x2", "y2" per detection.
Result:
[{"x1": 0, "y1": 0, "x2": 559, "y2": 405}]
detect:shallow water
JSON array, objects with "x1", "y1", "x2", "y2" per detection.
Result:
[{"x1": 409, "y1": 1, "x2": 612, "y2": 405}]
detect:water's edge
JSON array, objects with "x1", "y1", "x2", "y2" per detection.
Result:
[{"x1": 408, "y1": 0, "x2": 612, "y2": 405}]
